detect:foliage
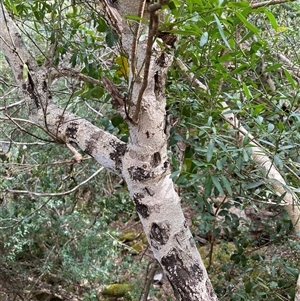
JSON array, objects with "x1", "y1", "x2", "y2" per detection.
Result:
[{"x1": 1, "y1": 0, "x2": 300, "y2": 300}]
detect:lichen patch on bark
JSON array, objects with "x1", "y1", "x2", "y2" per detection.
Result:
[
  {"x1": 128, "y1": 166, "x2": 151, "y2": 181},
  {"x1": 66, "y1": 122, "x2": 79, "y2": 141},
  {"x1": 109, "y1": 140, "x2": 127, "y2": 172},
  {"x1": 85, "y1": 131, "x2": 102, "y2": 155}
]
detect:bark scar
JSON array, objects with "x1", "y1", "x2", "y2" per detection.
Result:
[
  {"x1": 133, "y1": 193, "x2": 149, "y2": 218},
  {"x1": 150, "y1": 222, "x2": 170, "y2": 249}
]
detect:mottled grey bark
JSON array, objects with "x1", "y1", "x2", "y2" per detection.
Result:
[{"x1": 0, "y1": 2, "x2": 218, "y2": 300}]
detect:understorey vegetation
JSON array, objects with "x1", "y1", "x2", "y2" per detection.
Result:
[{"x1": 0, "y1": 0, "x2": 300, "y2": 300}]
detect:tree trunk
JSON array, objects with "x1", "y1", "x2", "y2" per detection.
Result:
[{"x1": 0, "y1": 2, "x2": 217, "y2": 300}]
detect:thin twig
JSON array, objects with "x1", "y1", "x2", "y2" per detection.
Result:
[
  {"x1": 5, "y1": 167, "x2": 104, "y2": 197},
  {"x1": 139, "y1": 260, "x2": 159, "y2": 301}
]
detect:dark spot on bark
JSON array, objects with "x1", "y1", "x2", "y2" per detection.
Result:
[
  {"x1": 151, "y1": 152, "x2": 161, "y2": 168},
  {"x1": 154, "y1": 71, "x2": 164, "y2": 97},
  {"x1": 133, "y1": 193, "x2": 149, "y2": 218},
  {"x1": 109, "y1": 140, "x2": 127, "y2": 172},
  {"x1": 85, "y1": 131, "x2": 102, "y2": 155},
  {"x1": 163, "y1": 160, "x2": 169, "y2": 169},
  {"x1": 154, "y1": 71, "x2": 159, "y2": 83},
  {"x1": 128, "y1": 166, "x2": 151, "y2": 181},
  {"x1": 66, "y1": 122, "x2": 79, "y2": 141},
  {"x1": 42, "y1": 80, "x2": 47, "y2": 92},
  {"x1": 21, "y1": 66, "x2": 40, "y2": 110},
  {"x1": 158, "y1": 31, "x2": 177, "y2": 48},
  {"x1": 156, "y1": 53, "x2": 166, "y2": 67},
  {"x1": 144, "y1": 187, "x2": 155, "y2": 196},
  {"x1": 146, "y1": 131, "x2": 150, "y2": 138},
  {"x1": 150, "y1": 222, "x2": 170, "y2": 249},
  {"x1": 161, "y1": 248, "x2": 205, "y2": 299},
  {"x1": 191, "y1": 263, "x2": 204, "y2": 280}
]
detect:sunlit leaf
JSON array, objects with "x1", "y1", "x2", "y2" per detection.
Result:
[
  {"x1": 116, "y1": 55, "x2": 129, "y2": 79},
  {"x1": 276, "y1": 26, "x2": 289, "y2": 33},
  {"x1": 200, "y1": 32, "x2": 209, "y2": 47}
]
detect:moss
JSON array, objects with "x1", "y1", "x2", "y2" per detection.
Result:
[
  {"x1": 102, "y1": 283, "x2": 133, "y2": 297},
  {"x1": 119, "y1": 230, "x2": 140, "y2": 242}
]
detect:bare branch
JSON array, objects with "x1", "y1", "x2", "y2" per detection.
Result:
[
  {"x1": 0, "y1": 99, "x2": 25, "y2": 111},
  {"x1": 51, "y1": 67, "x2": 125, "y2": 109},
  {"x1": 131, "y1": 1, "x2": 170, "y2": 123},
  {"x1": 251, "y1": 0, "x2": 298, "y2": 9},
  {"x1": 84, "y1": 100, "x2": 104, "y2": 117},
  {"x1": 66, "y1": 142, "x2": 83, "y2": 163},
  {"x1": 5, "y1": 167, "x2": 104, "y2": 198}
]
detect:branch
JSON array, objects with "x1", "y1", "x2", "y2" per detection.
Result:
[
  {"x1": 251, "y1": 0, "x2": 298, "y2": 9},
  {"x1": 132, "y1": 0, "x2": 169, "y2": 123},
  {"x1": 132, "y1": 4, "x2": 160, "y2": 123},
  {"x1": 51, "y1": 67, "x2": 125, "y2": 110},
  {"x1": 0, "y1": 5, "x2": 127, "y2": 175},
  {"x1": 5, "y1": 167, "x2": 104, "y2": 198},
  {"x1": 66, "y1": 142, "x2": 83, "y2": 163},
  {"x1": 98, "y1": 0, "x2": 123, "y2": 35}
]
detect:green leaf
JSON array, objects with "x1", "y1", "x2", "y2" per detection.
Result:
[
  {"x1": 264, "y1": 63, "x2": 282, "y2": 73},
  {"x1": 124, "y1": 14, "x2": 147, "y2": 22},
  {"x1": 262, "y1": 9, "x2": 278, "y2": 30},
  {"x1": 97, "y1": 18, "x2": 108, "y2": 32},
  {"x1": 200, "y1": 32, "x2": 209, "y2": 47},
  {"x1": 283, "y1": 68, "x2": 297, "y2": 88},
  {"x1": 221, "y1": 175, "x2": 232, "y2": 196},
  {"x1": 211, "y1": 176, "x2": 224, "y2": 195},
  {"x1": 204, "y1": 175, "x2": 213, "y2": 199},
  {"x1": 213, "y1": 14, "x2": 231, "y2": 49},
  {"x1": 284, "y1": 266, "x2": 299, "y2": 278},
  {"x1": 235, "y1": 11, "x2": 260, "y2": 34},
  {"x1": 245, "y1": 281, "x2": 253, "y2": 293},
  {"x1": 228, "y1": 1, "x2": 250, "y2": 8},
  {"x1": 106, "y1": 28, "x2": 119, "y2": 47},
  {"x1": 242, "y1": 82, "x2": 252, "y2": 100}
]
